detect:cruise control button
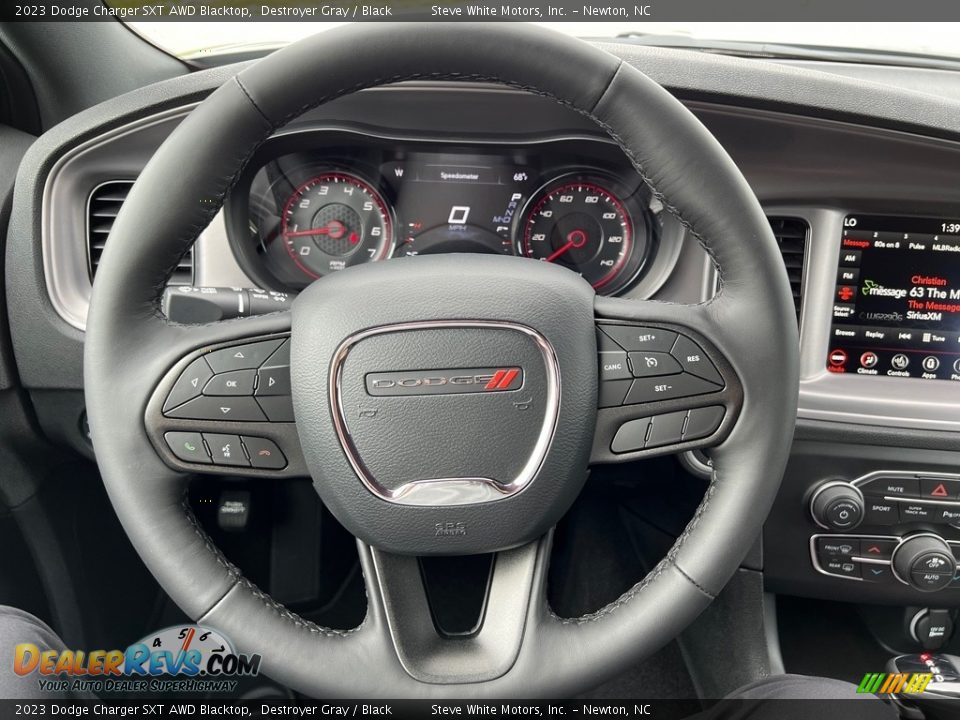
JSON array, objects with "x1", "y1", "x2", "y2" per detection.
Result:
[
  {"x1": 863, "y1": 499, "x2": 899, "y2": 526},
  {"x1": 598, "y1": 379, "x2": 632, "y2": 408},
  {"x1": 684, "y1": 406, "x2": 725, "y2": 441},
  {"x1": 624, "y1": 373, "x2": 722, "y2": 405},
  {"x1": 816, "y1": 538, "x2": 859, "y2": 557},
  {"x1": 598, "y1": 351, "x2": 632, "y2": 382},
  {"x1": 203, "y1": 433, "x2": 249, "y2": 467},
  {"x1": 164, "y1": 432, "x2": 211, "y2": 464},
  {"x1": 822, "y1": 557, "x2": 860, "y2": 578},
  {"x1": 163, "y1": 358, "x2": 213, "y2": 412},
  {"x1": 599, "y1": 325, "x2": 678, "y2": 352},
  {"x1": 242, "y1": 437, "x2": 287, "y2": 469},
  {"x1": 256, "y1": 366, "x2": 291, "y2": 396},
  {"x1": 165, "y1": 396, "x2": 266, "y2": 422},
  {"x1": 670, "y1": 335, "x2": 724, "y2": 386},
  {"x1": 256, "y1": 396, "x2": 295, "y2": 422},
  {"x1": 205, "y1": 340, "x2": 284, "y2": 374},
  {"x1": 628, "y1": 351, "x2": 682, "y2": 378},
  {"x1": 611, "y1": 417, "x2": 652, "y2": 454},
  {"x1": 921, "y1": 478, "x2": 960, "y2": 500},
  {"x1": 645, "y1": 411, "x2": 687, "y2": 449},
  {"x1": 203, "y1": 369, "x2": 256, "y2": 396}
]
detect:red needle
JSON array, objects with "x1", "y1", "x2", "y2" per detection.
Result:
[
  {"x1": 544, "y1": 229, "x2": 588, "y2": 262},
  {"x1": 284, "y1": 220, "x2": 346, "y2": 239}
]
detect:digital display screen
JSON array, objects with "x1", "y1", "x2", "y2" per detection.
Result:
[{"x1": 828, "y1": 214, "x2": 960, "y2": 380}]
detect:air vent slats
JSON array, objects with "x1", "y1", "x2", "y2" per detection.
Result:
[
  {"x1": 767, "y1": 216, "x2": 809, "y2": 323},
  {"x1": 87, "y1": 181, "x2": 194, "y2": 285}
]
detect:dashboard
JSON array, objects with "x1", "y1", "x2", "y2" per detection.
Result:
[{"x1": 227, "y1": 133, "x2": 660, "y2": 296}]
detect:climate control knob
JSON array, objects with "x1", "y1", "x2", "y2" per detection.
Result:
[
  {"x1": 810, "y1": 481, "x2": 864, "y2": 531},
  {"x1": 893, "y1": 535, "x2": 956, "y2": 592}
]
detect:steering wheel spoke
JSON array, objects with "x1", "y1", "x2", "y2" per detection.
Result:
[
  {"x1": 143, "y1": 314, "x2": 305, "y2": 478},
  {"x1": 361, "y1": 536, "x2": 550, "y2": 685},
  {"x1": 591, "y1": 299, "x2": 742, "y2": 463}
]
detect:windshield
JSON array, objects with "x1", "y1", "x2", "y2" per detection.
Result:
[{"x1": 129, "y1": 21, "x2": 960, "y2": 63}]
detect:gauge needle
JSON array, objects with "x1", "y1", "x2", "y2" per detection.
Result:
[
  {"x1": 544, "y1": 229, "x2": 588, "y2": 262},
  {"x1": 284, "y1": 220, "x2": 347, "y2": 239}
]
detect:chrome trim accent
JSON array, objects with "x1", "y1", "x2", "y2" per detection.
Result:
[{"x1": 328, "y1": 320, "x2": 560, "y2": 507}]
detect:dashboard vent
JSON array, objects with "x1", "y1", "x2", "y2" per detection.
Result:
[
  {"x1": 87, "y1": 181, "x2": 193, "y2": 285},
  {"x1": 767, "y1": 216, "x2": 808, "y2": 322}
]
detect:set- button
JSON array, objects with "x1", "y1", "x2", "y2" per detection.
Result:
[{"x1": 163, "y1": 338, "x2": 293, "y2": 422}]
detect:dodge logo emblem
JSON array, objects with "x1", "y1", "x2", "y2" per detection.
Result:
[{"x1": 365, "y1": 367, "x2": 523, "y2": 396}]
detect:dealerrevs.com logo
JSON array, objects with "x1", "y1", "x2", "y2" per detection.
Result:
[{"x1": 14, "y1": 625, "x2": 261, "y2": 694}]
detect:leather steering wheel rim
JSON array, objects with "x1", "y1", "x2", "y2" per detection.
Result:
[{"x1": 84, "y1": 23, "x2": 798, "y2": 697}]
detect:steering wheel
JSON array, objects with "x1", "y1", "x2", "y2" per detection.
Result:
[{"x1": 84, "y1": 23, "x2": 798, "y2": 697}]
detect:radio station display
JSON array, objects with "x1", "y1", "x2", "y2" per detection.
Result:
[{"x1": 828, "y1": 214, "x2": 960, "y2": 381}]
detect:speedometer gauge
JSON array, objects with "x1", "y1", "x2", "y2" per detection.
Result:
[
  {"x1": 281, "y1": 172, "x2": 393, "y2": 280},
  {"x1": 519, "y1": 175, "x2": 650, "y2": 295}
]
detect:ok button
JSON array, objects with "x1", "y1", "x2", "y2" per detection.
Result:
[{"x1": 599, "y1": 351, "x2": 632, "y2": 381}]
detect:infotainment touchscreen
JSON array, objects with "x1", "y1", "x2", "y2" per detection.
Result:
[{"x1": 828, "y1": 214, "x2": 960, "y2": 380}]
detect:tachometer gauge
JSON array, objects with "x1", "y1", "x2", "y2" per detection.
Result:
[
  {"x1": 518, "y1": 175, "x2": 650, "y2": 295},
  {"x1": 281, "y1": 172, "x2": 393, "y2": 279}
]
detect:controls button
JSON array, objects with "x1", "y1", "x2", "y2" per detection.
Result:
[
  {"x1": 839, "y1": 250, "x2": 862, "y2": 266},
  {"x1": 163, "y1": 358, "x2": 213, "y2": 412},
  {"x1": 860, "y1": 539, "x2": 898, "y2": 559},
  {"x1": 256, "y1": 396, "x2": 295, "y2": 422},
  {"x1": 624, "y1": 373, "x2": 721, "y2": 405},
  {"x1": 891, "y1": 353, "x2": 910, "y2": 371},
  {"x1": 203, "y1": 369, "x2": 256, "y2": 396},
  {"x1": 596, "y1": 328, "x2": 623, "y2": 352},
  {"x1": 669, "y1": 335, "x2": 724, "y2": 386},
  {"x1": 165, "y1": 396, "x2": 266, "y2": 422},
  {"x1": 645, "y1": 411, "x2": 687, "y2": 449},
  {"x1": 862, "y1": 477, "x2": 919, "y2": 498},
  {"x1": 825, "y1": 499, "x2": 862, "y2": 529},
  {"x1": 822, "y1": 557, "x2": 860, "y2": 578},
  {"x1": 598, "y1": 379, "x2": 631, "y2": 408},
  {"x1": 598, "y1": 351, "x2": 632, "y2": 382},
  {"x1": 241, "y1": 437, "x2": 287, "y2": 470},
  {"x1": 862, "y1": 564, "x2": 894, "y2": 583},
  {"x1": 911, "y1": 569, "x2": 953, "y2": 591},
  {"x1": 202, "y1": 433, "x2": 249, "y2": 467},
  {"x1": 599, "y1": 325, "x2": 678, "y2": 353},
  {"x1": 816, "y1": 538, "x2": 859, "y2": 557},
  {"x1": 921, "y1": 478, "x2": 960, "y2": 500},
  {"x1": 262, "y1": 339, "x2": 290, "y2": 367},
  {"x1": 611, "y1": 417, "x2": 652, "y2": 454},
  {"x1": 256, "y1": 366, "x2": 291, "y2": 397},
  {"x1": 628, "y1": 351, "x2": 682, "y2": 378},
  {"x1": 164, "y1": 432, "x2": 211, "y2": 464},
  {"x1": 205, "y1": 339, "x2": 284, "y2": 374},
  {"x1": 863, "y1": 499, "x2": 899, "y2": 526},
  {"x1": 828, "y1": 349, "x2": 848, "y2": 368},
  {"x1": 860, "y1": 352, "x2": 879, "y2": 369},
  {"x1": 900, "y1": 503, "x2": 935, "y2": 522},
  {"x1": 923, "y1": 356, "x2": 941, "y2": 373},
  {"x1": 684, "y1": 406, "x2": 725, "y2": 441}
]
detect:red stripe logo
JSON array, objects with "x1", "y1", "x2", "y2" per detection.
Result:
[{"x1": 485, "y1": 368, "x2": 520, "y2": 390}]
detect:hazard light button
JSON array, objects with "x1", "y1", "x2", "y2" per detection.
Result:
[{"x1": 922, "y1": 479, "x2": 960, "y2": 500}]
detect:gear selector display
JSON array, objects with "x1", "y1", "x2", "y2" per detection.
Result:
[{"x1": 828, "y1": 214, "x2": 960, "y2": 381}]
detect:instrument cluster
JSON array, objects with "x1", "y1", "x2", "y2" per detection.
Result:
[{"x1": 227, "y1": 132, "x2": 662, "y2": 296}]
